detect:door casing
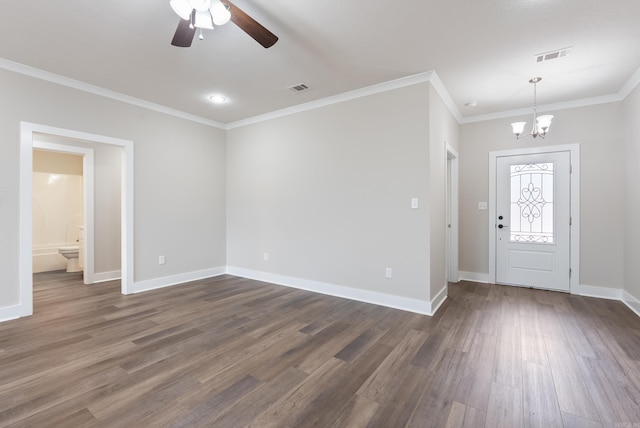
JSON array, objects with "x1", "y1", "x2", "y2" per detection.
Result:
[{"x1": 488, "y1": 144, "x2": 580, "y2": 292}]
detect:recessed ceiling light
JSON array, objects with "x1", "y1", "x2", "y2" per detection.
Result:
[
  {"x1": 465, "y1": 101, "x2": 478, "y2": 107},
  {"x1": 208, "y1": 94, "x2": 227, "y2": 104}
]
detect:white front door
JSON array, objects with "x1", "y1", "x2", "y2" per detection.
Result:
[{"x1": 495, "y1": 151, "x2": 571, "y2": 291}]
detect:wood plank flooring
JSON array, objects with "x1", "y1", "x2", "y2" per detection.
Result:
[{"x1": 1, "y1": 272, "x2": 640, "y2": 427}]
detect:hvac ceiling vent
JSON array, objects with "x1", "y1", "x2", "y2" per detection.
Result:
[
  {"x1": 535, "y1": 47, "x2": 572, "y2": 63},
  {"x1": 288, "y1": 83, "x2": 311, "y2": 93}
]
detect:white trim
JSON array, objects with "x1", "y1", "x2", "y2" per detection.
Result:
[
  {"x1": 462, "y1": 66, "x2": 640, "y2": 124},
  {"x1": 488, "y1": 144, "x2": 580, "y2": 294},
  {"x1": 446, "y1": 145, "x2": 459, "y2": 283},
  {"x1": 226, "y1": 267, "x2": 440, "y2": 316},
  {"x1": 0, "y1": 305, "x2": 22, "y2": 323},
  {"x1": 0, "y1": 58, "x2": 225, "y2": 130},
  {"x1": 4, "y1": 57, "x2": 638, "y2": 130},
  {"x1": 32, "y1": 141, "x2": 95, "y2": 285},
  {"x1": 133, "y1": 267, "x2": 226, "y2": 294},
  {"x1": 431, "y1": 284, "x2": 448, "y2": 314},
  {"x1": 619, "y1": 67, "x2": 640, "y2": 99},
  {"x1": 459, "y1": 271, "x2": 490, "y2": 283},
  {"x1": 20, "y1": 122, "x2": 134, "y2": 318},
  {"x1": 623, "y1": 291, "x2": 640, "y2": 318},
  {"x1": 575, "y1": 284, "x2": 623, "y2": 300},
  {"x1": 462, "y1": 95, "x2": 621, "y2": 124},
  {"x1": 227, "y1": 72, "x2": 435, "y2": 129},
  {"x1": 92, "y1": 270, "x2": 122, "y2": 283},
  {"x1": 430, "y1": 72, "x2": 463, "y2": 123}
]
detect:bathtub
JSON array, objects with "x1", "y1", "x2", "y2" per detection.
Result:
[{"x1": 33, "y1": 244, "x2": 75, "y2": 273}]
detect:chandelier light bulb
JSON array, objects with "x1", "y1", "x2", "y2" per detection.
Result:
[
  {"x1": 511, "y1": 77, "x2": 553, "y2": 140},
  {"x1": 536, "y1": 115, "x2": 553, "y2": 131},
  {"x1": 511, "y1": 122, "x2": 526, "y2": 138}
]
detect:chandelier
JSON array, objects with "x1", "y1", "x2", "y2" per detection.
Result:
[
  {"x1": 510, "y1": 77, "x2": 554, "y2": 139},
  {"x1": 170, "y1": 0, "x2": 231, "y2": 37}
]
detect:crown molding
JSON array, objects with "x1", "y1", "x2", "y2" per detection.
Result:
[
  {"x1": 226, "y1": 72, "x2": 437, "y2": 129},
  {"x1": 428, "y1": 71, "x2": 463, "y2": 123},
  {"x1": 620, "y1": 67, "x2": 640, "y2": 99},
  {"x1": 461, "y1": 93, "x2": 622, "y2": 124},
  {"x1": 462, "y1": 66, "x2": 640, "y2": 124},
  {"x1": 0, "y1": 58, "x2": 226, "y2": 130},
  {"x1": 5, "y1": 54, "x2": 637, "y2": 130}
]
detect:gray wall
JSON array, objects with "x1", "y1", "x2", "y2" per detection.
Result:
[
  {"x1": 459, "y1": 102, "x2": 625, "y2": 290},
  {"x1": 0, "y1": 68, "x2": 227, "y2": 307},
  {"x1": 226, "y1": 83, "x2": 436, "y2": 302},
  {"x1": 624, "y1": 84, "x2": 640, "y2": 301}
]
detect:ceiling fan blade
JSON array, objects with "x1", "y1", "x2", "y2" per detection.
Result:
[
  {"x1": 171, "y1": 12, "x2": 196, "y2": 47},
  {"x1": 226, "y1": 0, "x2": 278, "y2": 48}
]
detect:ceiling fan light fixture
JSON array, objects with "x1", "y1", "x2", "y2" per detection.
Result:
[
  {"x1": 189, "y1": 0, "x2": 211, "y2": 12},
  {"x1": 170, "y1": 0, "x2": 192, "y2": 20},
  {"x1": 194, "y1": 10, "x2": 214, "y2": 29},
  {"x1": 210, "y1": 1, "x2": 231, "y2": 26}
]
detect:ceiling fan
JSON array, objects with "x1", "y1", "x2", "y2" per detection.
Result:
[{"x1": 169, "y1": 0, "x2": 278, "y2": 48}]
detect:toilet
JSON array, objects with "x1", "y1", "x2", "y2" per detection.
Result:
[{"x1": 58, "y1": 246, "x2": 81, "y2": 272}]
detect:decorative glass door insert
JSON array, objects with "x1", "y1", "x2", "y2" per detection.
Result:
[{"x1": 509, "y1": 162, "x2": 554, "y2": 243}]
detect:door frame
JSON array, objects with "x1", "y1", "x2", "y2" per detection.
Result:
[
  {"x1": 19, "y1": 122, "x2": 135, "y2": 317},
  {"x1": 488, "y1": 143, "x2": 580, "y2": 293}
]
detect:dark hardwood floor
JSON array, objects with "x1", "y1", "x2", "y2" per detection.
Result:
[{"x1": 0, "y1": 272, "x2": 639, "y2": 427}]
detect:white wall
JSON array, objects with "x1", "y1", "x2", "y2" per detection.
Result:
[
  {"x1": 624, "y1": 84, "x2": 640, "y2": 302},
  {"x1": 227, "y1": 83, "x2": 433, "y2": 304},
  {"x1": 459, "y1": 102, "x2": 625, "y2": 290},
  {"x1": 0, "y1": 68, "x2": 226, "y2": 310}
]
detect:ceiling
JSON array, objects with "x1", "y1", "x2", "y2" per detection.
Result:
[{"x1": 1, "y1": 0, "x2": 638, "y2": 126}]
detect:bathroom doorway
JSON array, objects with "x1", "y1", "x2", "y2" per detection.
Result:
[
  {"x1": 32, "y1": 146, "x2": 93, "y2": 284},
  {"x1": 19, "y1": 122, "x2": 134, "y2": 317}
]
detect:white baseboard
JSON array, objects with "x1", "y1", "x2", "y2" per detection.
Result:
[
  {"x1": 623, "y1": 291, "x2": 640, "y2": 317},
  {"x1": 575, "y1": 283, "x2": 623, "y2": 300},
  {"x1": 226, "y1": 266, "x2": 440, "y2": 316},
  {"x1": 431, "y1": 283, "x2": 448, "y2": 314},
  {"x1": 92, "y1": 270, "x2": 121, "y2": 283},
  {"x1": 459, "y1": 271, "x2": 490, "y2": 283},
  {"x1": 0, "y1": 304, "x2": 22, "y2": 323},
  {"x1": 133, "y1": 266, "x2": 226, "y2": 294}
]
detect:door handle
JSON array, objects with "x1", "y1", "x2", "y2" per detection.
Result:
[{"x1": 498, "y1": 224, "x2": 508, "y2": 229}]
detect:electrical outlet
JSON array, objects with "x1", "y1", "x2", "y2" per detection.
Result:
[
  {"x1": 385, "y1": 267, "x2": 392, "y2": 278},
  {"x1": 159, "y1": 255, "x2": 166, "y2": 265}
]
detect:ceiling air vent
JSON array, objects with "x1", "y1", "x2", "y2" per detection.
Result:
[
  {"x1": 288, "y1": 83, "x2": 310, "y2": 93},
  {"x1": 535, "y1": 47, "x2": 572, "y2": 63}
]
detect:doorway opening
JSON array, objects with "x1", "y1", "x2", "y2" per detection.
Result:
[
  {"x1": 32, "y1": 143, "x2": 95, "y2": 284},
  {"x1": 19, "y1": 122, "x2": 134, "y2": 317}
]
